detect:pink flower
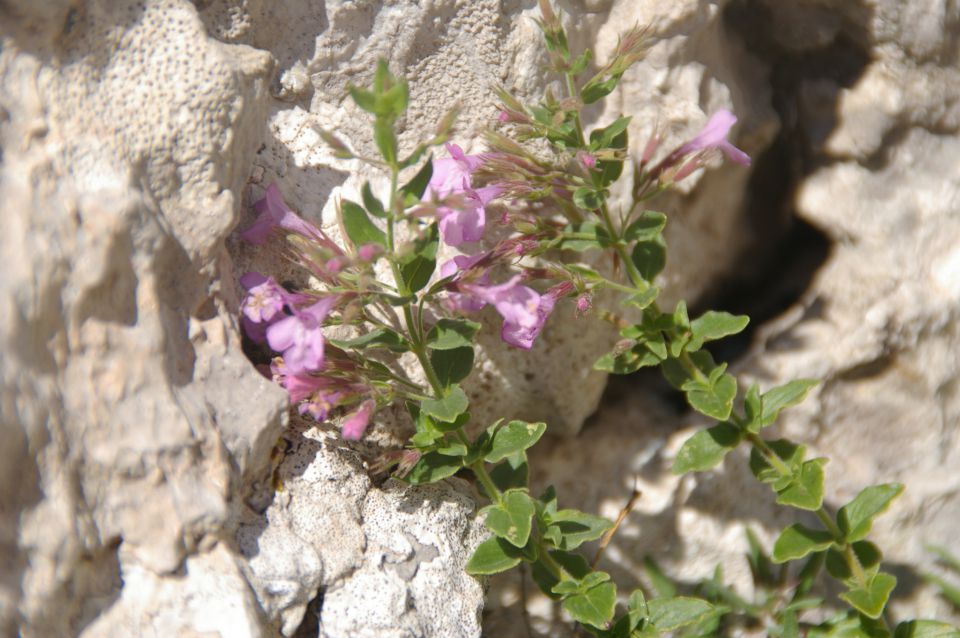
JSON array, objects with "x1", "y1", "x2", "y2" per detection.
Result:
[
  {"x1": 341, "y1": 399, "x2": 376, "y2": 440},
  {"x1": 498, "y1": 282, "x2": 573, "y2": 350},
  {"x1": 429, "y1": 144, "x2": 485, "y2": 198},
  {"x1": 240, "y1": 272, "x2": 309, "y2": 343},
  {"x1": 241, "y1": 183, "x2": 339, "y2": 247},
  {"x1": 576, "y1": 292, "x2": 592, "y2": 316},
  {"x1": 672, "y1": 110, "x2": 751, "y2": 166},
  {"x1": 439, "y1": 254, "x2": 493, "y2": 313},
  {"x1": 240, "y1": 272, "x2": 289, "y2": 323},
  {"x1": 577, "y1": 150, "x2": 597, "y2": 169},
  {"x1": 428, "y1": 144, "x2": 501, "y2": 246},
  {"x1": 266, "y1": 297, "x2": 338, "y2": 373}
]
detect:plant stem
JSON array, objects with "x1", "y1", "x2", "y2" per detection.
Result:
[{"x1": 469, "y1": 458, "x2": 503, "y2": 504}]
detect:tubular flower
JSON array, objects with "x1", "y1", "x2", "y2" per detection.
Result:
[
  {"x1": 658, "y1": 110, "x2": 751, "y2": 173},
  {"x1": 341, "y1": 399, "x2": 376, "y2": 441},
  {"x1": 428, "y1": 144, "x2": 501, "y2": 246},
  {"x1": 241, "y1": 183, "x2": 342, "y2": 255},
  {"x1": 266, "y1": 297, "x2": 338, "y2": 374},
  {"x1": 499, "y1": 281, "x2": 573, "y2": 350}
]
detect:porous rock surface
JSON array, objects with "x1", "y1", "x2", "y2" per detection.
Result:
[{"x1": 2, "y1": 0, "x2": 956, "y2": 637}]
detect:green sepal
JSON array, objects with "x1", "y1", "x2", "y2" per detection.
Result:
[
  {"x1": 426, "y1": 318, "x2": 482, "y2": 350},
  {"x1": 374, "y1": 117, "x2": 397, "y2": 165},
  {"x1": 772, "y1": 524, "x2": 835, "y2": 563},
  {"x1": 340, "y1": 199, "x2": 387, "y2": 249},
  {"x1": 838, "y1": 483, "x2": 904, "y2": 542},
  {"x1": 485, "y1": 420, "x2": 547, "y2": 463},
  {"x1": 673, "y1": 422, "x2": 742, "y2": 474}
]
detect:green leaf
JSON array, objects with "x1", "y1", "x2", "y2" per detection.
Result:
[
  {"x1": 436, "y1": 440, "x2": 468, "y2": 457},
  {"x1": 380, "y1": 80, "x2": 409, "y2": 118},
  {"x1": 544, "y1": 509, "x2": 613, "y2": 551},
  {"x1": 406, "y1": 451, "x2": 463, "y2": 484},
  {"x1": 489, "y1": 451, "x2": 529, "y2": 492},
  {"x1": 531, "y1": 550, "x2": 593, "y2": 599},
  {"x1": 673, "y1": 423, "x2": 742, "y2": 474},
  {"x1": 759, "y1": 379, "x2": 820, "y2": 428},
  {"x1": 420, "y1": 386, "x2": 469, "y2": 423},
  {"x1": 643, "y1": 556, "x2": 677, "y2": 598},
  {"x1": 631, "y1": 236, "x2": 666, "y2": 281},
  {"x1": 686, "y1": 373, "x2": 738, "y2": 421},
  {"x1": 486, "y1": 420, "x2": 547, "y2": 463},
  {"x1": 744, "y1": 383, "x2": 762, "y2": 432},
  {"x1": 772, "y1": 524, "x2": 835, "y2": 563},
  {"x1": 647, "y1": 597, "x2": 716, "y2": 631},
  {"x1": 374, "y1": 117, "x2": 397, "y2": 165},
  {"x1": 627, "y1": 589, "x2": 650, "y2": 630},
  {"x1": 840, "y1": 572, "x2": 897, "y2": 619},
  {"x1": 581, "y1": 72, "x2": 622, "y2": 104},
  {"x1": 687, "y1": 311, "x2": 750, "y2": 351},
  {"x1": 562, "y1": 581, "x2": 617, "y2": 629},
  {"x1": 561, "y1": 221, "x2": 611, "y2": 252},
  {"x1": 625, "y1": 287, "x2": 660, "y2": 310},
  {"x1": 623, "y1": 211, "x2": 667, "y2": 243},
  {"x1": 776, "y1": 458, "x2": 827, "y2": 511},
  {"x1": 894, "y1": 620, "x2": 960, "y2": 638},
  {"x1": 574, "y1": 187, "x2": 604, "y2": 211},
  {"x1": 594, "y1": 346, "x2": 662, "y2": 374},
  {"x1": 749, "y1": 439, "x2": 806, "y2": 484},
  {"x1": 348, "y1": 85, "x2": 377, "y2": 113},
  {"x1": 361, "y1": 182, "x2": 387, "y2": 218},
  {"x1": 590, "y1": 116, "x2": 631, "y2": 149},
  {"x1": 427, "y1": 318, "x2": 482, "y2": 350},
  {"x1": 341, "y1": 199, "x2": 387, "y2": 249},
  {"x1": 400, "y1": 156, "x2": 434, "y2": 204},
  {"x1": 397, "y1": 223, "x2": 438, "y2": 293},
  {"x1": 329, "y1": 328, "x2": 409, "y2": 352},
  {"x1": 483, "y1": 489, "x2": 536, "y2": 547},
  {"x1": 430, "y1": 346, "x2": 474, "y2": 388},
  {"x1": 465, "y1": 536, "x2": 526, "y2": 575},
  {"x1": 838, "y1": 483, "x2": 905, "y2": 542}
]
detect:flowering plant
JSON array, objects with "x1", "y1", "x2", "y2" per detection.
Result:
[{"x1": 237, "y1": 2, "x2": 956, "y2": 635}]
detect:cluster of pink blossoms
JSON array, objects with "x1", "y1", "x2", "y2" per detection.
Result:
[
  {"x1": 238, "y1": 185, "x2": 375, "y2": 439},
  {"x1": 237, "y1": 110, "x2": 750, "y2": 439},
  {"x1": 429, "y1": 143, "x2": 570, "y2": 350}
]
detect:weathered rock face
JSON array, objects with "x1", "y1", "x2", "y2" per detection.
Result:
[{"x1": 3, "y1": 0, "x2": 957, "y2": 636}]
